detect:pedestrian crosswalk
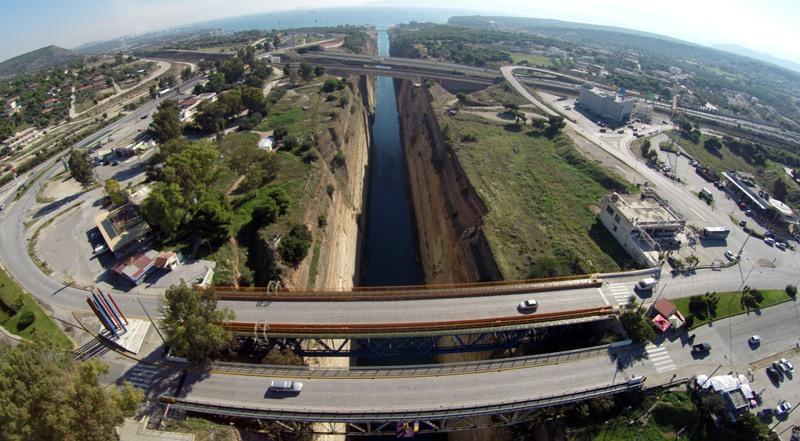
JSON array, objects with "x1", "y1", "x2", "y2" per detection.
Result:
[
  {"x1": 606, "y1": 283, "x2": 633, "y2": 305},
  {"x1": 645, "y1": 343, "x2": 677, "y2": 373},
  {"x1": 124, "y1": 364, "x2": 159, "y2": 390}
]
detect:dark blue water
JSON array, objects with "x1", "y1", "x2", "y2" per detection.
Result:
[
  {"x1": 361, "y1": 30, "x2": 423, "y2": 287},
  {"x1": 194, "y1": 7, "x2": 488, "y2": 31}
]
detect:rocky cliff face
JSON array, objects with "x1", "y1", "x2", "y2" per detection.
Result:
[{"x1": 395, "y1": 79, "x2": 501, "y2": 284}]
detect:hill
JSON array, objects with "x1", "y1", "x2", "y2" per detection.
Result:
[
  {"x1": 712, "y1": 43, "x2": 800, "y2": 74},
  {"x1": 0, "y1": 45, "x2": 79, "y2": 77}
]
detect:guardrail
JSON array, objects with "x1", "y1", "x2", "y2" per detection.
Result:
[
  {"x1": 221, "y1": 305, "x2": 615, "y2": 335},
  {"x1": 210, "y1": 344, "x2": 617, "y2": 378},
  {"x1": 214, "y1": 278, "x2": 602, "y2": 302},
  {"x1": 160, "y1": 378, "x2": 644, "y2": 422}
]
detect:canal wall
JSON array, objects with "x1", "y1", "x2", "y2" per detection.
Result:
[{"x1": 395, "y1": 79, "x2": 502, "y2": 284}]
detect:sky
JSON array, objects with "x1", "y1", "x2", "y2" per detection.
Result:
[{"x1": 1, "y1": 0, "x2": 799, "y2": 64}]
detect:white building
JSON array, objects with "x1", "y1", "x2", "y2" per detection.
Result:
[
  {"x1": 578, "y1": 84, "x2": 636, "y2": 124},
  {"x1": 599, "y1": 192, "x2": 686, "y2": 267}
]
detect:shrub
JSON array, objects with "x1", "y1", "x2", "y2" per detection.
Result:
[
  {"x1": 279, "y1": 224, "x2": 312, "y2": 266},
  {"x1": 326, "y1": 184, "x2": 335, "y2": 198},
  {"x1": 317, "y1": 214, "x2": 327, "y2": 228},
  {"x1": 787, "y1": 284, "x2": 797, "y2": 299},
  {"x1": 17, "y1": 310, "x2": 35, "y2": 330}
]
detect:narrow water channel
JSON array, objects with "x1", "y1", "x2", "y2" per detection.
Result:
[
  {"x1": 353, "y1": 31, "x2": 442, "y2": 440},
  {"x1": 360, "y1": 30, "x2": 423, "y2": 287}
]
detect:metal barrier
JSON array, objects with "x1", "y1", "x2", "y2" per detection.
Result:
[
  {"x1": 221, "y1": 305, "x2": 615, "y2": 335},
  {"x1": 159, "y1": 378, "x2": 644, "y2": 422},
  {"x1": 214, "y1": 278, "x2": 603, "y2": 302},
  {"x1": 210, "y1": 344, "x2": 615, "y2": 378}
]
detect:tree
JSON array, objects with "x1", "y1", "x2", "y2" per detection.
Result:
[
  {"x1": 67, "y1": 149, "x2": 94, "y2": 185},
  {"x1": 279, "y1": 224, "x2": 312, "y2": 266},
  {"x1": 188, "y1": 191, "x2": 233, "y2": 244},
  {"x1": 104, "y1": 179, "x2": 127, "y2": 206},
  {"x1": 704, "y1": 136, "x2": 722, "y2": 153},
  {"x1": 0, "y1": 339, "x2": 142, "y2": 441},
  {"x1": 149, "y1": 83, "x2": 157, "y2": 99},
  {"x1": 641, "y1": 139, "x2": 652, "y2": 157},
  {"x1": 772, "y1": 178, "x2": 788, "y2": 202},
  {"x1": 219, "y1": 58, "x2": 245, "y2": 84},
  {"x1": 618, "y1": 300, "x2": 655, "y2": 342},
  {"x1": 240, "y1": 86, "x2": 266, "y2": 114},
  {"x1": 161, "y1": 282, "x2": 234, "y2": 363},
  {"x1": 313, "y1": 65, "x2": 325, "y2": 77},
  {"x1": 181, "y1": 66, "x2": 192, "y2": 81},
  {"x1": 786, "y1": 284, "x2": 797, "y2": 298},
  {"x1": 150, "y1": 99, "x2": 182, "y2": 143},
  {"x1": 140, "y1": 182, "x2": 187, "y2": 236},
  {"x1": 273, "y1": 35, "x2": 281, "y2": 50},
  {"x1": 545, "y1": 115, "x2": 566, "y2": 138},
  {"x1": 298, "y1": 62, "x2": 313, "y2": 82}
]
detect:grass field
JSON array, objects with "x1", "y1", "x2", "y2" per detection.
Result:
[
  {"x1": 443, "y1": 112, "x2": 636, "y2": 279},
  {"x1": 673, "y1": 289, "x2": 790, "y2": 328},
  {"x1": 0, "y1": 267, "x2": 72, "y2": 348},
  {"x1": 510, "y1": 52, "x2": 553, "y2": 67},
  {"x1": 467, "y1": 82, "x2": 534, "y2": 107},
  {"x1": 668, "y1": 130, "x2": 800, "y2": 209}
]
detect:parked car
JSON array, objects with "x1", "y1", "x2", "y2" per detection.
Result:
[
  {"x1": 93, "y1": 243, "x2": 108, "y2": 255},
  {"x1": 724, "y1": 250, "x2": 737, "y2": 261},
  {"x1": 518, "y1": 299, "x2": 538, "y2": 312},
  {"x1": 773, "y1": 362, "x2": 786, "y2": 379},
  {"x1": 780, "y1": 358, "x2": 795, "y2": 374},
  {"x1": 776, "y1": 400, "x2": 792, "y2": 416},
  {"x1": 268, "y1": 380, "x2": 303, "y2": 394},
  {"x1": 691, "y1": 343, "x2": 712, "y2": 353},
  {"x1": 767, "y1": 366, "x2": 782, "y2": 382},
  {"x1": 749, "y1": 335, "x2": 761, "y2": 346},
  {"x1": 764, "y1": 237, "x2": 776, "y2": 246},
  {"x1": 776, "y1": 242, "x2": 787, "y2": 251},
  {"x1": 739, "y1": 219, "x2": 747, "y2": 227},
  {"x1": 0, "y1": 203, "x2": 4, "y2": 211}
]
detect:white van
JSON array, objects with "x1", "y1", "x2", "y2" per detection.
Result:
[{"x1": 635, "y1": 278, "x2": 656, "y2": 291}]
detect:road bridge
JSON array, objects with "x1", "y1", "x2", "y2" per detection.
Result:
[{"x1": 159, "y1": 343, "x2": 649, "y2": 436}]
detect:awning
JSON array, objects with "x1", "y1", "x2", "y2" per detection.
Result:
[{"x1": 652, "y1": 314, "x2": 671, "y2": 332}]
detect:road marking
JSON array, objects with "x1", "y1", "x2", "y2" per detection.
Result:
[
  {"x1": 125, "y1": 365, "x2": 159, "y2": 390},
  {"x1": 645, "y1": 344, "x2": 677, "y2": 373},
  {"x1": 605, "y1": 283, "x2": 633, "y2": 306},
  {"x1": 689, "y1": 207, "x2": 708, "y2": 223},
  {"x1": 597, "y1": 288, "x2": 610, "y2": 306}
]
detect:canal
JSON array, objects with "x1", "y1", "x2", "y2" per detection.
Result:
[{"x1": 360, "y1": 29, "x2": 423, "y2": 287}]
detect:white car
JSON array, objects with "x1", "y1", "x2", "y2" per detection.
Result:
[
  {"x1": 780, "y1": 358, "x2": 795, "y2": 374},
  {"x1": 749, "y1": 335, "x2": 761, "y2": 346},
  {"x1": 269, "y1": 380, "x2": 303, "y2": 393},
  {"x1": 776, "y1": 400, "x2": 792, "y2": 416},
  {"x1": 776, "y1": 242, "x2": 787, "y2": 251},
  {"x1": 518, "y1": 299, "x2": 538, "y2": 312},
  {"x1": 764, "y1": 237, "x2": 775, "y2": 246},
  {"x1": 724, "y1": 250, "x2": 737, "y2": 261}
]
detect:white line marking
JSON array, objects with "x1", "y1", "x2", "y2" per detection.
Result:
[
  {"x1": 598, "y1": 288, "x2": 610, "y2": 306},
  {"x1": 689, "y1": 207, "x2": 708, "y2": 223}
]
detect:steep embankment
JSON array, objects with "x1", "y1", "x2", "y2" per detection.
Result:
[
  {"x1": 395, "y1": 80, "x2": 501, "y2": 284},
  {"x1": 282, "y1": 75, "x2": 374, "y2": 291}
]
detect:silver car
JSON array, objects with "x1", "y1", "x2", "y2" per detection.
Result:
[{"x1": 269, "y1": 380, "x2": 303, "y2": 393}]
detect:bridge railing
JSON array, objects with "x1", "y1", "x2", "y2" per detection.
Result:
[
  {"x1": 160, "y1": 378, "x2": 644, "y2": 422},
  {"x1": 214, "y1": 277, "x2": 602, "y2": 302},
  {"x1": 221, "y1": 305, "x2": 615, "y2": 335},
  {"x1": 210, "y1": 343, "x2": 618, "y2": 378}
]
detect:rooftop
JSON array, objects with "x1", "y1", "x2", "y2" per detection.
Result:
[
  {"x1": 94, "y1": 204, "x2": 152, "y2": 256},
  {"x1": 609, "y1": 192, "x2": 685, "y2": 229}
]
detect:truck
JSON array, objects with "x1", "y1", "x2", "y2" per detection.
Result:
[{"x1": 700, "y1": 226, "x2": 730, "y2": 240}]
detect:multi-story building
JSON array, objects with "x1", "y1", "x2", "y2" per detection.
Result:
[
  {"x1": 578, "y1": 84, "x2": 635, "y2": 124},
  {"x1": 599, "y1": 192, "x2": 686, "y2": 267}
]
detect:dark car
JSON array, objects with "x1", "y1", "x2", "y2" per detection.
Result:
[
  {"x1": 691, "y1": 343, "x2": 711, "y2": 353},
  {"x1": 767, "y1": 366, "x2": 782, "y2": 382}
]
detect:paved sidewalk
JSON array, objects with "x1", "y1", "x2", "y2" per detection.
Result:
[{"x1": 118, "y1": 417, "x2": 194, "y2": 441}]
